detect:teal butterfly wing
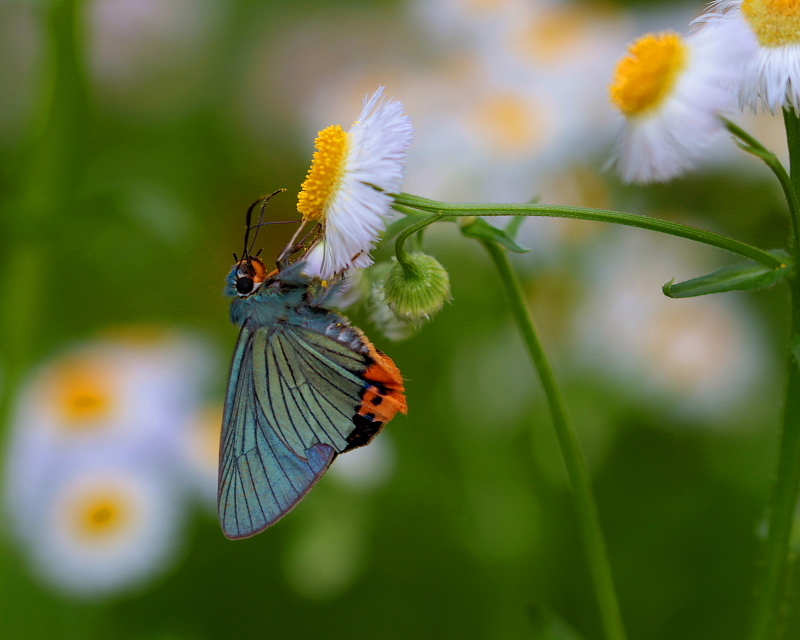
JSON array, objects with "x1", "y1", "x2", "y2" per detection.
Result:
[{"x1": 218, "y1": 321, "x2": 371, "y2": 539}]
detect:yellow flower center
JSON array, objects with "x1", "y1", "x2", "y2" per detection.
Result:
[
  {"x1": 472, "y1": 93, "x2": 545, "y2": 153},
  {"x1": 609, "y1": 32, "x2": 688, "y2": 116},
  {"x1": 52, "y1": 360, "x2": 114, "y2": 428},
  {"x1": 514, "y1": 7, "x2": 592, "y2": 63},
  {"x1": 742, "y1": 0, "x2": 800, "y2": 47},
  {"x1": 190, "y1": 405, "x2": 223, "y2": 471},
  {"x1": 74, "y1": 493, "x2": 129, "y2": 541},
  {"x1": 297, "y1": 125, "x2": 349, "y2": 221}
]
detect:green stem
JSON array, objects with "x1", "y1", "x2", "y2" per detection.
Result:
[
  {"x1": 394, "y1": 193, "x2": 785, "y2": 269},
  {"x1": 723, "y1": 117, "x2": 800, "y2": 246},
  {"x1": 482, "y1": 241, "x2": 627, "y2": 640},
  {"x1": 394, "y1": 213, "x2": 443, "y2": 278},
  {"x1": 750, "y1": 110, "x2": 800, "y2": 640}
]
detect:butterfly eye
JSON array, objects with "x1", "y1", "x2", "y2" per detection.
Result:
[{"x1": 236, "y1": 277, "x2": 255, "y2": 295}]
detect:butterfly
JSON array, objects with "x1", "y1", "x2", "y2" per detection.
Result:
[{"x1": 218, "y1": 195, "x2": 407, "y2": 539}]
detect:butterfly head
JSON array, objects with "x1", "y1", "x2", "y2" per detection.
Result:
[{"x1": 227, "y1": 256, "x2": 270, "y2": 298}]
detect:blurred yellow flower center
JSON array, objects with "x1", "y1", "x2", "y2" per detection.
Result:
[
  {"x1": 297, "y1": 125, "x2": 349, "y2": 221},
  {"x1": 516, "y1": 7, "x2": 591, "y2": 63},
  {"x1": 465, "y1": 0, "x2": 508, "y2": 12},
  {"x1": 76, "y1": 494, "x2": 128, "y2": 540},
  {"x1": 743, "y1": 0, "x2": 800, "y2": 47},
  {"x1": 609, "y1": 32, "x2": 688, "y2": 116},
  {"x1": 53, "y1": 362, "x2": 114, "y2": 427},
  {"x1": 473, "y1": 93, "x2": 543, "y2": 153}
]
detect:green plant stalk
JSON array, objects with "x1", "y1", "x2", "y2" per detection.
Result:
[
  {"x1": 481, "y1": 240, "x2": 627, "y2": 640},
  {"x1": 750, "y1": 110, "x2": 800, "y2": 640},
  {"x1": 393, "y1": 193, "x2": 785, "y2": 269},
  {"x1": 393, "y1": 213, "x2": 443, "y2": 278},
  {"x1": 723, "y1": 117, "x2": 800, "y2": 248},
  {"x1": 0, "y1": 0, "x2": 87, "y2": 426}
]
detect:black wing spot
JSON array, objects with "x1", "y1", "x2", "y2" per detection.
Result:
[
  {"x1": 371, "y1": 396, "x2": 383, "y2": 406},
  {"x1": 344, "y1": 413, "x2": 384, "y2": 452},
  {"x1": 361, "y1": 380, "x2": 389, "y2": 397}
]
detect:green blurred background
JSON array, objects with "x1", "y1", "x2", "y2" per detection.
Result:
[{"x1": 0, "y1": 0, "x2": 795, "y2": 638}]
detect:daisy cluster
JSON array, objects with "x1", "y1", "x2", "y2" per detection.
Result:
[
  {"x1": 282, "y1": 0, "x2": 634, "y2": 204},
  {"x1": 3, "y1": 329, "x2": 217, "y2": 598},
  {"x1": 572, "y1": 229, "x2": 769, "y2": 423},
  {"x1": 610, "y1": 0, "x2": 800, "y2": 183}
]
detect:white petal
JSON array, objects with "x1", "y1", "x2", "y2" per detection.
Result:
[{"x1": 304, "y1": 87, "x2": 414, "y2": 279}]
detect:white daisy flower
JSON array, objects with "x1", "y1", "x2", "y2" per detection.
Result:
[
  {"x1": 297, "y1": 86, "x2": 414, "y2": 280},
  {"x1": 179, "y1": 403, "x2": 223, "y2": 505},
  {"x1": 26, "y1": 457, "x2": 183, "y2": 598},
  {"x1": 698, "y1": 0, "x2": 800, "y2": 113},
  {"x1": 608, "y1": 27, "x2": 745, "y2": 183},
  {"x1": 572, "y1": 228, "x2": 770, "y2": 423},
  {"x1": 4, "y1": 328, "x2": 213, "y2": 535}
]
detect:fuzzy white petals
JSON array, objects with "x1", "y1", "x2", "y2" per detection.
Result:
[
  {"x1": 611, "y1": 26, "x2": 746, "y2": 183},
  {"x1": 28, "y1": 459, "x2": 183, "y2": 597},
  {"x1": 743, "y1": 44, "x2": 800, "y2": 113},
  {"x1": 3, "y1": 331, "x2": 213, "y2": 597},
  {"x1": 305, "y1": 87, "x2": 414, "y2": 280},
  {"x1": 699, "y1": 0, "x2": 800, "y2": 114}
]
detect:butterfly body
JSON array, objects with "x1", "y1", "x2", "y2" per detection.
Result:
[{"x1": 219, "y1": 258, "x2": 406, "y2": 539}]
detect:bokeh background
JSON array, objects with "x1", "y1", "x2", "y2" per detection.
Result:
[{"x1": 0, "y1": 0, "x2": 795, "y2": 638}]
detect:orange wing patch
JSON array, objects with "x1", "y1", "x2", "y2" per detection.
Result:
[
  {"x1": 343, "y1": 338, "x2": 407, "y2": 453},
  {"x1": 360, "y1": 340, "x2": 407, "y2": 422}
]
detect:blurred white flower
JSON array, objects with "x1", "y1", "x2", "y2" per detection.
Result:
[
  {"x1": 329, "y1": 432, "x2": 396, "y2": 491},
  {"x1": 180, "y1": 404, "x2": 223, "y2": 505},
  {"x1": 572, "y1": 229, "x2": 770, "y2": 423},
  {"x1": 608, "y1": 27, "x2": 746, "y2": 183},
  {"x1": 27, "y1": 457, "x2": 183, "y2": 598},
  {"x1": 258, "y1": 0, "x2": 634, "y2": 204},
  {"x1": 283, "y1": 502, "x2": 366, "y2": 601},
  {"x1": 87, "y1": 0, "x2": 219, "y2": 110},
  {"x1": 698, "y1": 0, "x2": 799, "y2": 114},
  {"x1": 5, "y1": 328, "x2": 211, "y2": 470},
  {"x1": 3, "y1": 328, "x2": 216, "y2": 594}
]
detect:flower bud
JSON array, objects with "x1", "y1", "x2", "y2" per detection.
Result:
[
  {"x1": 365, "y1": 262, "x2": 416, "y2": 341},
  {"x1": 384, "y1": 253, "x2": 451, "y2": 322}
]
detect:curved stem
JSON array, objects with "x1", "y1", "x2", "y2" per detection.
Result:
[
  {"x1": 393, "y1": 212, "x2": 443, "y2": 278},
  {"x1": 394, "y1": 193, "x2": 785, "y2": 269},
  {"x1": 482, "y1": 241, "x2": 627, "y2": 640},
  {"x1": 724, "y1": 117, "x2": 800, "y2": 248},
  {"x1": 750, "y1": 109, "x2": 800, "y2": 640}
]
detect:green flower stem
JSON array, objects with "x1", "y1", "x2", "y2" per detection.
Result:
[
  {"x1": 393, "y1": 193, "x2": 785, "y2": 269},
  {"x1": 481, "y1": 240, "x2": 627, "y2": 640},
  {"x1": 393, "y1": 213, "x2": 444, "y2": 278},
  {"x1": 750, "y1": 110, "x2": 800, "y2": 640},
  {"x1": 723, "y1": 117, "x2": 800, "y2": 246}
]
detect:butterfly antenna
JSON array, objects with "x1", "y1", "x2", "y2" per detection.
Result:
[
  {"x1": 247, "y1": 189, "x2": 286, "y2": 256},
  {"x1": 242, "y1": 198, "x2": 263, "y2": 261}
]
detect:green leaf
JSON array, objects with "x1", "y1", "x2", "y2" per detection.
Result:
[
  {"x1": 461, "y1": 217, "x2": 530, "y2": 253},
  {"x1": 663, "y1": 250, "x2": 791, "y2": 299},
  {"x1": 504, "y1": 215, "x2": 525, "y2": 240}
]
